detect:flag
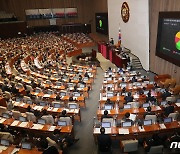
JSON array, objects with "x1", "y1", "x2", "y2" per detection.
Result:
[{"x1": 118, "y1": 26, "x2": 121, "y2": 47}]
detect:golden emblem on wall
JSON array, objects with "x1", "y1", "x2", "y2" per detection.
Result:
[{"x1": 121, "y1": 2, "x2": 130, "y2": 23}]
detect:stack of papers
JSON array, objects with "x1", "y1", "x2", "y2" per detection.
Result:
[
  {"x1": 119, "y1": 128, "x2": 129, "y2": 134},
  {"x1": 175, "y1": 103, "x2": 180, "y2": 107},
  {"x1": 0, "y1": 145, "x2": 8, "y2": 153},
  {"x1": 19, "y1": 122, "x2": 28, "y2": 127},
  {"x1": 32, "y1": 124, "x2": 44, "y2": 130},
  {"x1": 11, "y1": 120, "x2": 19, "y2": 126},
  {"x1": 49, "y1": 126, "x2": 56, "y2": 131},
  {"x1": 159, "y1": 124, "x2": 166, "y2": 129},
  {"x1": 43, "y1": 94, "x2": 51, "y2": 97},
  {"x1": 11, "y1": 148, "x2": 20, "y2": 154},
  {"x1": 0, "y1": 118, "x2": 6, "y2": 123},
  {"x1": 129, "y1": 114, "x2": 136, "y2": 121}
]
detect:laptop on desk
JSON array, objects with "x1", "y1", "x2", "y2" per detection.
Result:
[
  {"x1": 164, "y1": 117, "x2": 172, "y2": 123},
  {"x1": 19, "y1": 116, "x2": 26, "y2": 122},
  {"x1": 143, "y1": 103, "x2": 150, "y2": 108},
  {"x1": 122, "y1": 121, "x2": 132, "y2": 127},
  {"x1": 124, "y1": 104, "x2": 131, "y2": 109},
  {"x1": 37, "y1": 118, "x2": 46, "y2": 125},
  {"x1": 1, "y1": 139, "x2": 9, "y2": 146},
  {"x1": 21, "y1": 142, "x2": 31, "y2": 150},
  {"x1": 2, "y1": 113, "x2": 10, "y2": 119},
  {"x1": 58, "y1": 121, "x2": 67, "y2": 126},
  {"x1": 143, "y1": 119, "x2": 152, "y2": 126},
  {"x1": 161, "y1": 101, "x2": 167, "y2": 106},
  {"x1": 69, "y1": 104, "x2": 77, "y2": 109},
  {"x1": 104, "y1": 104, "x2": 113, "y2": 110},
  {"x1": 101, "y1": 122, "x2": 111, "y2": 134},
  {"x1": 54, "y1": 103, "x2": 61, "y2": 108}
]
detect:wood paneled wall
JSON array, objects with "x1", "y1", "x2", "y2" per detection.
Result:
[{"x1": 149, "y1": 0, "x2": 180, "y2": 84}]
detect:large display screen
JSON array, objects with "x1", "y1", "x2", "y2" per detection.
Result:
[
  {"x1": 95, "y1": 13, "x2": 108, "y2": 35},
  {"x1": 156, "y1": 12, "x2": 180, "y2": 66}
]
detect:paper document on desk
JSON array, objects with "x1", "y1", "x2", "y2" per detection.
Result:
[
  {"x1": 19, "y1": 122, "x2": 28, "y2": 127},
  {"x1": 105, "y1": 128, "x2": 112, "y2": 134},
  {"x1": 49, "y1": 126, "x2": 56, "y2": 131},
  {"x1": 0, "y1": 145, "x2": 8, "y2": 152},
  {"x1": 159, "y1": 124, "x2": 166, "y2": 129},
  {"x1": 20, "y1": 103, "x2": 25, "y2": 107},
  {"x1": 119, "y1": 128, "x2": 129, "y2": 134},
  {"x1": 156, "y1": 106, "x2": 161, "y2": 110},
  {"x1": 175, "y1": 103, "x2": 180, "y2": 107},
  {"x1": 13, "y1": 101, "x2": 20, "y2": 106},
  {"x1": 66, "y1": 109, "x2": 79, "y2": 113},
  {"x1": 0, "y1": 118, "x2": 6, "y2": 123},
  {"x1": 43, "y1": 94, "x2": 51, "y2": 97},
  {"x1": 138, "y1": 126, "x2": 145, "y2": 132},
  {"x1": 32, "y1": 124, "x2": 44, "y2": 130},
  {"x1": 130, "y1": 114, "x2": 136, "y2": 121},
  {"x1": 37, "y1": 106, "x2": 43, "y2": 111},
  {"x1": 52, "y1": 108, "x2": 58, "y2": 112},
  {"x1": 11, "y1": 120, "x2": 19, "y2": 126},
  {"x1": 11, "y1": 148, "x2": 20, "y2": 154},
  {"x1": 54, "y1": 86, "x2": 60, "y2": 89}
]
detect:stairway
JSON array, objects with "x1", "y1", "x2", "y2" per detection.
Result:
[{"x1": 131, "y1": 57, "x2": 143, "y2": 70}]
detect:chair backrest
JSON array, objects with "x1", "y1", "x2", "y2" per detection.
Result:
[
  {"x1": 59, "y1": 117, "x2": 72, "y2": 125},
  {"x1": 147, "y1": 145, "x2": 163, "y2": 154},
  {"x1": 47, "y1": 89, "x2": 53, "y2": 94},
  {"x1": 168, "y1": 112, "x2": 179, "y2": 121},
  {"x1": 26, "y1": 85, "x2": 33, "y2": 91},
  {"x1": 0, "y1": 106, "x2": 7, "y2": 116},
  {"x1": 5, "y1": 91, "x2": 11, "y2": 99},
  {"x1": 166, "y1": 96, "x2": 176, "y2": 102},
  {"x1": 102, "y1": 118, "x2": 114, "y2": 127},
  {"x1": 25, "y1": 112, "x2": 36, "y2": 122},
  {"x1": 41, "y1": 115, "x2": 54, "y2": 125},
  {"x1": 0, "y1": 132, "x2": 14, "y2": 143},
  {"x1": 123, "y1": 140, "x2": 138, "y2": 152},
  {"x1": 12, "y1": 110, "x2": 22, "y2": 120},
  {"x1": 145, "y1": 115, "x2": 157, "y2": 124}
]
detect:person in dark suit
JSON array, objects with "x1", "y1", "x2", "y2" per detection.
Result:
[
  {"x1": 124, "y1": 92, "x2": 133, "y2": 103},
  {"x1": 43, "y1": 146, "x2": 59, "y2": 154},
  {"x1": 60, "y1": 110, "x2": 68, "y2": 117},
  {"x1": 97, "y1": 127, "x2": 112, "y2": 153},
  {"x1": 123, "y1": 112, "x2": 134, "y2": 125},
  {"x1": 143, "y1": 106, "x2": 155, "y2": 118},
  {"x1": 162, "y1": 89, "x2": 171, "y2": 100},
  {"x1": 164, "y1": 101, "x2": 174, "y2": 117},
  {"x1": 131, "y1": 76, "x2": 137, "y2": 82},
  {"x1": 101, "y1": 110, "x2": 113, "y2": 121},
  {"x1": 144, "y1": 133, "x2": 163, "y2": 152}
]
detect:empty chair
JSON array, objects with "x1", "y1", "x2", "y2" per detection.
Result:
[
  {"x1": 147, "y1": 145, "x2": 163, "y2": 154},
  {"x1": 12, "y1": 110, "x2": 22, "y2": 120},
  {"x1": 168, "y1": 112, "x2": 179, "y2": 121},
  {"x1": 59, "y1": 117, "x2": 72, "y2": 126},
  {"x1": 145, "y1": 115, "x2": 157, "y2": 124},
  {"x1": 0, "y1": 106, "x2": 7, "y2": 116},
  {"x1": 120, "y1": 139, "x2": 138, "y2": 153},
  {"x1": 102, "y1": 118, "x2": 114, "y2": 127},
  {"x1": 41, "y1": 115, "x2": 54, "y2": 125},
  {"x1": 26, "y1": 85, "x2": 33, "y2": 92},
  {"x1": 166, "y1": 96, "x2": 176, "y2": 102},
  {"x1": 26, "y1": 112, "x2": 36, "y2": 122}
]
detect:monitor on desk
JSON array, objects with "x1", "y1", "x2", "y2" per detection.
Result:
[
  {"x1": 143, "y1": 103, "x2": 150, "y2": 108},
  {"x1": 107, "y1": 77, "x2": 112, "y2": 81},
  {"x1": 121, "y1": 83, "x2": 127, "y2": 88},
  {"x1": 60, "y1": 92, "x2": 66, "y2": 96},
  {"x1": 2, "y1": 113, "x2": 10, "y2": 119},
  {"x1": 79, "y1": 84, "x2": 85, "y2": 88},
  {"x1": 124, "y1": 104, "x2": 131, "y2": 109},
  {"x1": 27, "y1": 100, "x2": 32, "y2": 105},
  {"x1": 37, "y1": 118, "x2": 46, "y2": 125},
  {"x1": 58, "y1": 121, "x2": 67, "y2": 126},
  {"x1": 143, "y1": 119, "x2": 152, "y2": 126},
  {"x1": 122, "y1": 121, "x2": 132, "y2": 127},
  {"x1": 1, "y1": 139, "x2": 9, "y2": 146},
  {"x1": 104, "y1": 104, "x2": 113, "y2": 110},
  {"x1": 67, "y1": 83, "x2": 73, "y2": 87},
  {"x1": 107, "y1": 84, "x2": 113, "y2": 88},
  {"x1": 144, "y1": 90, "x2": 149, "y2": 95},
  {"x1": 19, "y1": 116, "x2": 26, "y2": 122},
  {"x1": 69, "y1": 104, "x2": 77, "y2": 109},
  {"x1": 160, "y1": 89, "x2": 166, "y2": 93},
  {"x1": 107, "y1": 92, "x2": 114, "y2": 98},
  {"x1": 16, "y1": 98, "x2": 21, "y2": 102},
  {"x1": 54, "y1": 103, "x2": 61, "y2": 108},
  {"x1": 83, "y1": 77, "x2": 88, "y2": 81},
  {"x1": 74, "y1": 92, "x2": 81, "y2": 97},
  {"x1": 22, "y1": 142, "x2": 31, "y2": 150},
  {"x1": 161, "y1": 101, "x2": 167, "y2": 106},
  {"x1": 164, "y1": 117, "x2": 172, "y2": 123},
  {"x1": 101, "y1": 122, "x2": 111, "y2": 128},
  {"x1": 40, "y1": 102, "x2": 46, "y2": 106}
]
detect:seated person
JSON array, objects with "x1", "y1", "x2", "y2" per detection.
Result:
[
  {"x1": 105, "y1": 98, "x2": 113, "y2": 105},
  {"x1": 131, "y1": 75, "x2": 137, "y2": 82},
  {"x1": 101, "y1": 110, "x2": 113, "y2": 121},
  {"x1": 164, "y1": 101, "x2": 174, "y2": 117},
  {"x1": 144, "y1": 133, "x2": 163, "y2": 152},
  {"x1": 60, "y1": 110, "x2": 68, "y2": 117},
  {"x1": 143, "y1": 106, "x2": 155, "y2": 118},
  {"x1": 124, "y1": 92, "x2": 133, "y2": 103},
  {"x1": 122, "y1": 112, "x2": 134, "y2": 125},
  {"x1": 161, "y1": 89, "x2": 171, "y2": 100},
  {"x1": 97, "y1": 127, "x2": 112, "y2": 153}
]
